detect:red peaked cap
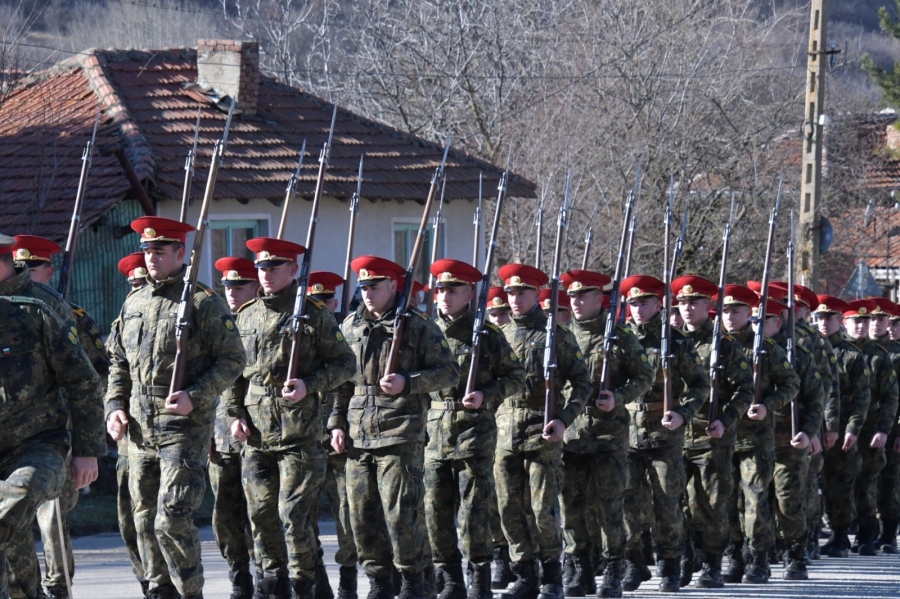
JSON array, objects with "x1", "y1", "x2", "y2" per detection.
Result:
[
  {"x1": 718, "y1": 284, "x2": 759, "y2": 308},
  {"x1": 845, "y1": 299, "x2": 877, "y2": 319},
  {"x1": 746, "y1": 280, "x2": 788, "y2": 301},
  {"x1": 215, "y1": 257, "x2": 258, "y2": 286},
  {"x1": 429, "y1": 259, "x2": 483, "y2": 287},
  {"x1": 498, "y1": 263, "x2": 549, "y2": 290},
  {"x1": 12, "y1": 235, "x2": 61, "y2": 263},
  {"x1": 540, "y1": 288, "x2": 570, "y2": 310},
  {"x1": 246, "y1": 237, "x2": 306, "y2": 267},
  {"x1": 671, "y1": 275, "x2": 717, "y2": 299},
  {"x1": 487, "y1": 286, "x2": 510, "y2": 311},
  {"x1": 308, "y1": 271, "x2": 344, "y2": 295},
  {"x1": 814, "y1": 295, "x2": 849, "y2": 315},
  {"x1": 866, "y1": 297, "x2": 897, "y2": 317},
  {"x1": 118, "y1": 252, "x2": 148, "y2": 281},
  {"x1": 753, "y1": 299, "x2": 787, "y2": 318},
  {"x1": 132, "y1": 216, "x2": 195, "y2": 248},
  {"x1": 351, "y1": 255, "x2": 405, "y2": 286},
  {"x1": 397, "y1": 276, "x2": 425, "y2": 296},
  {"x1": 771, "y1": 281, "x2": 818, "y2": 310},
  {"x1": 561, "y1": 270, "x2": 611, "y2": 295},
  {"x1": 621, "y1": 275, "x2": 665, "y2": 301}
]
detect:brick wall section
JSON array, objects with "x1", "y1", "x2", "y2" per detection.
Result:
[{"x1": 197, "y1": 39, "x2": 260, "y2": 115}]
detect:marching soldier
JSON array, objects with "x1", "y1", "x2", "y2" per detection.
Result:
[
  {"x1": 675, "y1": 275, "x2": 754, "y2": 589},
  {"x1": 491, "y1": 263, "x2": 592, "y2": 599},
  {"x1": 557, "y1": 271, "x2": 654, "y2": 598},
  {"x1": 120, "y1": 252, "x2": 149, "y2": 290},
  {"x1": 539, "y1": 288, "x2": 571, "y2": 326},
  {"x1": 327, "y1": 256, "x2": 459, "y2": 599},
  {"x1": 105, "y1": 216, "x2": 246, "y2": 599},
  {"x1": 619, "y1": 275, "x2": 708, "y2": 593},
  {"x1": 813, "y1": 296, "x2": 871, "y2": 558},
  {"x1": 882, "y1": 303, "x2": 900, "y2": 553},
  {"x1": 843, "y1": 299, "x2": 898, "y2": 556},
  {"x1": 211, "y1": 256, "x2": 259, "y2": 599},
  {"x1": 424, "y1": 259, "x2": 525, "y2": 599},
  {"x1": 224, "y1": 240, "x2": 355, "y2": 599},
  {"x1": 720, "y1": 284, "x2": 799, "y2": 584},
  {"x1": 0, "y1": 233, "x2": 105, "y2": 599},
  {"x1": 486, "y1": 287, "x2": 512, "y2": 329}
]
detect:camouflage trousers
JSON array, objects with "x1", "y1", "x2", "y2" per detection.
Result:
[
  {"x1": 242, "y1": 445, "x2": 325, "y2": 581},
  {"x1": 488, "y1": 485, "x2": 507, "y2": 548},
  {"x1": 773, "y1": 446, "x2": 809, "y2": 544},
  {"x1": 494, "y1": 445, "x2": 562, "y2": 563},
  {"x1": 855, "y1": 442, "x2": 886, "y2": 523},
  {"x1": 317, "y1": 451, "x2": 357, "y2": 567},
  {"x1": 129, "y1": 434, "x2": 209, "y2": 597},
  {"x1": 346, "y1": 443, "x2": 426, "y2": 577},
  {"x1": 424, "y1": 454, "x2": 493, "y2": 567},
  {"x1": 728, "y1": 448, "x2": 776, "y2": 552},
  {"x1": 117, "y1": 444, "x2": 145, "y2": 588},
  {"x1": 805, "y1": 450, "x2": 824, "y2": 530},
  {"x1": 624, "y1": 446, "x2": 685, "y2": 558},
  {"x1": 683, "y1": 445, "x2": 733, "y2": 554},
  {"x1": 561, "y1": 449, "x2": 627, "y2": 560},
  {"x1": 823, "y1": 444, "x2": 861, "y2": 529},
  {"x1": 208, "y1": 449, "x2": 254, "y2": 574},
  {"x1": 877, "y1": 444, "x2": 900, "y2": 521}
]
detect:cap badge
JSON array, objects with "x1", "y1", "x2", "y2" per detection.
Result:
[
  {"x1": 258, "y1": 251, "x2": 271, "y2": 261},
  {"x1": 225, "y1": 270, "x2": 241, "y2": 280},
  {"x1": 134, "y1": 267, "x2": 148, "y2": 278},
  {"x1": 542, "y1": 299, "x2": 550, "y2": 309},
  {"x1": 440, "y1": 272, "x2": 453, "y2": 282},
  {"x1": 817, "y1": 304, "x2": 827, "y2": 312},
  {"x1": 570, "y1": 281, "x2": 583, "y2": 291},
  {"x1": 359, "y1": 268, "x2": 369, "y2": 278},
  {"x1": 859, "y1": 307, "x2": 868, "y2": 315},
  {"x1": 683, "y1": 284, "x2": 694, "y2": 295},
  {"x1": 15, "y1": 248, "x2": 30, "y2": 260},
  {"x1": 143, "y1": 227, "x2": 157, "y2": 238},
  {"x1": 510, "y1": 275, "x2": 522, "y2": 285},
  {"x1": 629, "y1": 287, "x2": 641, "y2": 297},
  {"x1": 491, "y1": 297, "x2": 502, "y2": 306},
  {"x1": 724, "y1": 295, "x2": 734, "y2": 304},
  {"x1": 312, "y1": 283, "x2": 325, "y2": 293}
]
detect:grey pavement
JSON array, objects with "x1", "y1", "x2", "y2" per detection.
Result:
[{"x1": 39, "y1": 523, "x2": 900, "y2": 598}]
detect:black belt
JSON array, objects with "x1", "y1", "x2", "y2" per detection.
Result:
[
  {"x1": 355, "y1": 385, "x2": 382, "y2": 396},
  {"x1": 503, "y1": 398, "x2": 543, "y2": 412},
  {"x1": 136, "y1": 385, "x2": 169, "y2": 397},
  {"x1": 249, "y1": 382, "x2": 283, "y2": 397}
]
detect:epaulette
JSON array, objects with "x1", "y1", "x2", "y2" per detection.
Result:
[
  {"x1": 485, "y1": 322, "x2": 502, "y2": 334},
  {"x1": 308, "y1": 297, "x2": 325, "y2": 309},
  {"x1": 797, "y1": 344, "x2": 812, "y2": 356},
  {"x1": 196, "y1": 281, "x2": 214, "y2": 297},
  {"x1": 32, "y1": 281, "x2": 62, "y2": 299},
  {"x1": 236, "y1": 299, "x2": 257, "y2": 314},
  {"x1": 723, "y1": 334, "x2": 735, "y2": 342},
  {"x1": 763, "y1": 337, "x2": 776, "y2": 347},
  {"x1": 125, "y1": 285, "x2": 145, "y2": 298},
  {"x1": 69, "y1": 302, "x2": 87, "y2": 318},
  {"x1": 615, "y1": 324, "x2": 632, "y2": 335},
  {"x1": 0, "y1": 294, "x2": 45, "y2": 307}
]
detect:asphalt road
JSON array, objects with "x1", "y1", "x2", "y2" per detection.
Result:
[{"x1": 40, "y1": 523, "x2": 900, "y2": 599}]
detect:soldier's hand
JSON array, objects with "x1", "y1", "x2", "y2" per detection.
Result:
[
  {"x1": 380, "y1": 373, "x2": 406, "y2": 396},
  {"x1": 791, "y1": 432, "x2": 810, "y2": 450},
  {"x1": 542, "y1": 418, "x2": 565, "y2": 443},
  {"x1": 747, "y1": 403, "x2": 767, "y2": 421},
  {"x1": 330, "y1": 428, "x2": 346, "y2": 454},
  {"x1": 809, "y1": 435, "x2": 823, "y2": 455},
  {"x1": 462, "y1": 390, "x2": 484, "y2": 410},
  {"x1": 893, "y1": 437, "x2": 900, "y2": 453},
  {"x1": 231, "y1": 419, "x2": 251, "y2": 443},
  {"x1": 595, "y1": 390, "x2": 615, "y2": 412},
  {"x1": 71, "y1": 456, "x2": 98, "y2": 490},
  {"x1": 165, "y1": 391, "x2": 194, "y2": 416},
  {"x1": 870, "y1": 431, "x2": 888, "y2": 449},
  {"x1": 107, "y1": 410, "x2": 129, "y2": 441},
  {"x1": 706, "y1": 419, "x2": 725, "y2": 439},
  {"x1": 824, "y1": 431, "x2": 839, "y2": 450},
  {"x1": 661, "y1": 411, "x2": 684, "y2": 431},
  {"x1": 283, "y1": 378, "x2": 308, "y2": 403},
  {"x1": 842, "y1": 432, "x2": 858, "y2": 451}
]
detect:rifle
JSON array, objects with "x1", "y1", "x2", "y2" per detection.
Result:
[
  {"x1": 277, "y1": 139, "x2": 307, "y2": 239},
  {"x1": 340, "y1": 154, "x2": 363, "y2": 322},
  {"x1": 618, "y1": 172, "x2": 642, "y2": 323},
  {"x1": 544, "y1": 169, "x2": 571, "y2": 427},
  {"x1": 473, "y1": 171, "x2": 483, "y2": 266},
  {"x1": 534, "y1": 187, "x2": 546, "y2": 270},
  {"x1": 56, "y1": 111, "x2": 101, "y2": 299},
  {"x1": 662, "y1": 175, "x2": 689, "y2": 417},
  {"x1": 179, "y1": 108, "x2": 202, "y2": 223},
  {"x1": 169, "y1": 99, "x2": 235, "y2": 396},
  {"x1": 600, "y1": 164, "x2": 640, "y2": 393},
  {"x1": 750, "y1": 177, "x2": 783, "y2": 417},
  {"x1": 286, "y1": 106, "x2": 338, "y2": 385},
  {"x1": 426, "y1": 176, "x2": 448, "y2": 318},
  {"x1": 385, "y1": 135, "x2": 452, "y2": 375},
  {"x1": 787, "y1": 208, "x2": 799, "y2": 437},
  {"x1": 466, "y1": 148, "x2": 511, "y2": 397},
  {"x1": 707, "y1": 194, "x2": 736, "y2": 425},
  {"x1": 582, "y1": 226, "x2": 593, "y2": 270}
]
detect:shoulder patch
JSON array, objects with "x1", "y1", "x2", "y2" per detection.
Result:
[
  {"x1": 830, "y1": 355, "x2": 836, "y2": 364},
  {"x1": 695, "y1": 356, "x2": 703, "y2": 365},
  {"x1": 67, "y1": 326, "x2": 79, "y2": 345},
  {"x1": 335, "y1": 329, "x2": 345, "y2": 342},
  {"x1": 783, "y1": 360, "x2": 791, "y2": 369},
  {"x1": 640, "y1": 353, "x2": 649, "y2": 363},
  {"x1": 510, "y1": 351, "x2": 519, "y2": 362},
  {"x1": 94, "y1": 338, "x2": 104, "y2": 350},
  {"x1": 740, "y1": 361, "x2": 749, "y2": 370},
  {"x1": 575, "y1": 350, "x2": 584, "y2": 361},
  {"x1": 222, "y1": 315, "x2": 236, "y2": 331},
  {"x1": 864, "y1": 368, "x2": 871, "y2": 376},
  {"x1": 440, "y1": 338, "x2": 449, "y2": 348}
]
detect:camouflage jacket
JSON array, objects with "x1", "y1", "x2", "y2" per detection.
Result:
[
  {"x1": 797, "y1": 320, "x2": 838, "y2": 432},
  {"x1": 772, "y1": 330, "x2": 824, "y2": 446},
  {"x1": 328, "y1": 298, "x2": 460, "y2": 449},
  {"x1": 0, "y1": 292, "x2": 104, "y2": 457},
  {"x1": 222, "y1": 281, "x2": 355, "y2": 451},
  {"x1": 683, "y1": 318, "x2": 755, "y2": 450},
  {"x1": 628, "y1": 312, "x2": 709, "y2": 451},
  {"x1": 426, "y1": 310, "x2": 526, "y2": 460},
  {"x1": 105, "y1": 265, "x2": 246, "y2": 446},
  {"x1": 849, "y1": 336, "x2": 899, "y2": 438},
  {"x1": 563, "y1": 309, "x2": 654, "y2": 454},
  {"x1": 729, "y1": 327, "x2": 800, "y2": 452},
  {"x1": 827, "y1": 331, "x2": 871, "y2": 437},
  {"x1": 497, "y1": 306, "x2": 592, "y2": 453},
  {"x1": 877, "y1": 334, "x2": 900, "y2": 438}
]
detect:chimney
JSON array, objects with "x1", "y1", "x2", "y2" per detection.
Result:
[{"x1": 196, "y1": 39, "x2": 260, "y2": 115}]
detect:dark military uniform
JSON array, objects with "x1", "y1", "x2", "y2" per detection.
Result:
[
  {"x1": 320, "y1": 385, "x2": 358, "y2": 566},
  {"x1": 876, "y1": 333, "x2": 900, "y2": 550},
  {"x1": 106, "y1": 264, "x2": 246, "y2": 598}
]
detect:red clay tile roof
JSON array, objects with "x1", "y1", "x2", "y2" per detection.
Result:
[{"x1": 0, "y1": 46, "x2": 536, "y2": 243}]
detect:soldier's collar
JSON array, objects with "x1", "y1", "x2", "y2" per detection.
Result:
[
  {"x1": 147, "y1": 264, "x2": 187, "y2": 289},
  {"x1": 0, "y1": 267, "x2": 32, "y2": 297},
  {"x1": 511, "y1": 304, "x2": 546, "y2": 326},
  {"x1": 260, "y1": 279, "x2": 298, "y2": 309}
]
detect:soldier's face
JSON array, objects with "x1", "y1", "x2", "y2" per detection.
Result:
[
  {"x1": 488, "y1": 309, "x2": 511, "y2": 327},
  {"x1": 224, "y1": 282, "x2": 260, "y2": 312},
  {"x1": 436, "y1": 284, "x2": 474, "y2": 319},
  {"x1": 27, "y1": 263, "x2": 54, "y2": 285},
  {"x1": 144, "y1": 245, "x2": 185, "y2": 280},
  {"x1": 870, "y1": 315, "x2": 889, "y2": 339},
  {"x1": 670, "y1": 310, "x2": 684, "y2": 328},
  {"x1": 890, "y1": 320, "x2": 900, "y2": 340},
  {"x1": 845, "y1": 317, "x2": 870, "y2": 340},
  {"x1": 678, "y1": 298, "x2": 710, "y2": 329},
  {"x1": 570, "y1": 290, "x2": 603, "y2": 321},
  {"x1": 323, "y1": 296, "x2": 339, "y2": 313},
  {"x1": 795, "y1": 304, "x2": 810, "y2": 321},
  {"x1": 628, "y1": 296, "x2": 660, "y2": 325},
  {"x1": 816, "y1": 313, "x2": 842, "y2": 336},
  {"x1": 722, "y1": 305, "x2": 750, "y2": 332},
  {"x1": 361, "y1": 279, "x2": 397, "y2": 315},
  {"x1": 507, "y1": 288, "x2": 538, "y2": 316},
  {"x1": 258, "y1": 262, "x2": 298, "y2": 295}
]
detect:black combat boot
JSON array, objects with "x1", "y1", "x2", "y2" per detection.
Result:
[
  {"x1": 338, "y1": 566, "x2": 358, "y2": 599},
  {"x1": 693, "y1": 553, "x2": 723, "y2": 589},
  {"x1": 467, "y1": 562, "x2": 474, "y2": 591},
  {"x1": 44, "y1": 587, "x2": 69, "y2": 599},
  {"x1": 620, "y1": 550, "x2": 651, "y2": 592},
  {"x1": 597, "y1": 558, "x2": 622, "y2": 599},
  {"x1": 678, "y1": 531, "x2": 694, "y2": 586},
  {"x1": 366, "y1": 574, "x2": 394, "y2": 599},
  {"x1": 495, "y1": 560, "x2": 537, "y2": 599},
  {"x1": 807, "y1": 524, "x2": 821, "y2": 560},
  {"x1": 0, "y1": 551, "x2": 7, "y2": 599},
  {"x1": 140, "y1": 580, "x2": 151, "y2": 599},
  {"x1": 656, "y1": 558, "x2": 680, "y2": 593},
  {"x1": 468, "y1": 563, "x2": 492, "y2": 599},
  {"x1": 562, "y1": 554, "x2": 574, "y2": 588},
  {"x1": 879, "y1": 520, "x2": 898, "y2": 554},
  {"x1": 424, "y1": 565, "x2": 437, "y2": 599},
  {"x1": 537, "y1": 559, "x2": 563, "y2": 599},
  {"x1": 826, "y1": 527, "x2": 850, "y2": 558},
  {"x1": 437, "y1": 563, "x2": 467, "y2": 599},
  {"x1": 858, "y1": 518, "x2": 879, "y2": 556},
  {"x1": 563, "y1": 553, "x2": 593, "y2": 597},
  {"x1": 721, "y1": 544, "x2": 743, "y2": 584},
  {"x1": 230, "y1": 570, "x2": 255, "y2": 599},
  {"x1": 491, "y1": 547, "x2": 515, "y2": 591},
  {"x1": 397, "y1": 570, "x2": 426, "y2": 599},
  {"x1": 291, "y1": 578, "x2": 317, "y2": 599},
  {"x1": 590, "y1": 546, "x2": 606, "y2": 578},
  {"x1": 741, "y1": 550, "x2": 769, "y2": 584},
  {"x1": 316, "y1": 563, "x2": 334, "y2": 599},
  {"x1": 641, "y1": 531, "x2": 656, "y2": 567},
  {"x1": 148, "y1": 583, "x2": 182, "y2": 599},
  {"x1": 782, "y1": 544, "x2": 808, "y2": 581}
]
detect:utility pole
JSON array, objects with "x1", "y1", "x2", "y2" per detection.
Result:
[{"x1": 798, "y1": 0, "x2": 838, "y2": 291}]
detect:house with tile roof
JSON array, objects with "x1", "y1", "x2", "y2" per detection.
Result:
[{"x1": 0, "y1": 39, "x2": 535, "y2": 331}]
